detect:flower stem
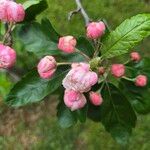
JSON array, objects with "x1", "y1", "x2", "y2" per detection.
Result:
[
  {"x1": 2, "y1": 22, "x2": 14, "y2": 45},
  {"x1": 75, "y1": 48, "x2": 90, "y2": 61},
  {"x1": 122, "y1": 76, "x2": 135, "y2": 82},
  {"x1": 57, "y1": 62, "x2": 72, "y2": 66}
]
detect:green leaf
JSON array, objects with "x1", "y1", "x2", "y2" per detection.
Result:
[
  {"x1": 87, "y1": 103, "x2": 101, "y2": 122},
  {"x1": 119, "y1": 79, "x2": 150, "y2": 114},
  {"x1": 119, "y1": 58, "x2": 150, "y2": 114},
  {"x1": 23, "y1": 0, "x2": 48, "y2": 21},
  {"x1": 57, "y1": 101, "x2": 77, "y2": 128},
  {"x1": 5, "y1": 67, "x2": 69, "y2": 107},
  {"x1": 101, "y1": 83, "x2": 137, "y2": 145},
  {"x1": 75, "y1": 104, "x2": 88, "y2": 123},
  {"x1": 13, "y1": 22, "x2": 61, "y2": 57},
  {"x1": 41, "y1": 18, "x2": 60, "y2": 42},
  {"x1": 102, "y1": 14, "x2": 150, "y2": 58},
  {"x1": 76, "y1": 37, "x2": 94, "y2": 58}
]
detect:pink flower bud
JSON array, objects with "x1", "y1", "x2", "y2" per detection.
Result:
[
  {"x1": 64, "y1": 89, "x2": 87, "y2": 111},
  {"x1": 0, "y1": 44, "x2": 16, "y2": 69},
  {"x1": 71, "y1": 62, "x2": 90, "y2": 71},
  {"x1": 130, "y1": 52, "x2": 141, "y2": 62},
  {"x1": 37, "y1": 56, "x2": 57, "y2": 79},
  {"x1": 98, "y1": 67, "x2": 105, "y2": 75},
  {"x1": 0, "y1": 0, "x2": 7, "y2": 21},
  {"x1": 111, "y1": 64, "x2": 125, "y2": 78},
  {"x1": 63, "y1": 63, "x2": 98, "y2": 93},
  {"x1": 86, "y1": 21, "x2": 105, "y2": 39},
  {"x1": 58, "y1": 36, "x2": 77, "y2": 53},
  {"x1": 135, "y1": 75, "x2": 147, "y2": 87},
  {"x1": 89, "y1": 91, "x2": 103, "y2": 106},
  {"x1": 0, "y1": 0, "x2": 25, "y2": 22}
]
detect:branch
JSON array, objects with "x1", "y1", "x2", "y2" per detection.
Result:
[{"x1": 68, "y1": 0, "x2": 90, "y2": 26}]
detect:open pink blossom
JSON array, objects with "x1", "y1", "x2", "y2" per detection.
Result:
[
  {"x1": 89, "y1": 91, "x2": 103, "y2": 106},
  {"x1": 111, "y1": 64, "x2": 125, "y2": 78},
  {"x1": 0, "y1": 0, "x2": 25, "y2": 22},
  {"x1": 63, "y1": 63, "x2": 98, "y2": 93},
  {"x1": 64, "y1": 89, "x2": 87, "y2": 111},
  {"x1": 130, "y1": 52, "x2": 141, "y2": 62},
  {"x1": 37, "y1": 56, "x2": 57, "y2": 79},
  {"x1": 86, "y1": 21, "x2": 105, "y2": 39},
  {"x1": 0, "y1": 44, "x2": 16, "y2": 69},
  {"x1": 58, "y1": 36, "x2": 77, "y2": 53},
  {"x1": 135, "y1": 75, "x2": 147, "y2": 87}
]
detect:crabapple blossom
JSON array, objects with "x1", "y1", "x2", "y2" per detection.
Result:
[
  {"x1": 89, "y1": 91, "x2": 103, "y2": 106},
  {"x1": 37, "y1": 56, "x2": 57, "y2": 79},
  {"x1": 63, "y1": 63, "x2": 98, "y2": 93},
  {"x1": 0, "y1": 0, "x2": 25, "y2": 22},
  {"x1": 130, "y1": 52, "x2": 141, "y2": 62},
  {"x1": 111, "y1": 64, "x2": 125, "y2": 78},
  {"x1": 58, "y1": 36, "x2": 77, "y2": 53},
  {"x1": 64, "y1": 89, "x2": 87, "y2": 111},
  {"x1": 0, "y1": 44, "x2": 16, "y2": 69},
  {"x1": 135, "y1": 75, "x2": 147, "y2": 87},
  {"x1": 86, "y1": 21, "x2": 105, "y2": 39}
]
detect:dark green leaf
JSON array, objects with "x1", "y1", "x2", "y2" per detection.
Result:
[
  {"x1": 120, "y1": 79, "x2": 150, "y2": 114},
  {"x1": 41, "y1": 18, "x2": 60, "y2": 42},
  {"x1": 13, "y1": 22, "x2": 61, "y2": 57},
  {"x1": 57, "y1": 101, "x2": 77, "y2": 128},
  {"x1": 101, "y1": 83, "x2": 137, "y2": 145},
  {"x1": 75, "y1": 104, "x2": 88, "y2": 123},
  {"x1": 87, "y1": 103, "x2": 101, "y2": 122},
  {"x1": 5, "y1": 67, "x2": 69, "y2": 107},
  {"x1": 102, "y1": 14, "x2": 150, "y2": 58},
  {"x1": 76, "y1": 37, "x2": 94, "y2": 58},
  {"x1": 120, "y1": 58, "x2": 150, "y2": 114},
  {"x1": 23, "y1": 0, "x2": 48, "y2": 21}
]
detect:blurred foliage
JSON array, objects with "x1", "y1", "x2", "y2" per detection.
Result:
[
  {"x1": 0, "y1": 0, "x2": 150, "y2": 149},
  {"x1": 0, "y1": 101, "x2": 149, "y2": 150}
]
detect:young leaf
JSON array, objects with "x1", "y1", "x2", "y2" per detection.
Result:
[
  {"x1": 101, "y1": 83, "x2": 137, "y2": 145},
  {"x1": 13, "y1": 22, "x2": 61, "y2": 57},
  {"x1": 102, "y1": 14, "x2": 150, "y2": 58},
  {"x1": 23, "y1": 0, "x2": 48, "y2": 21},
  {"x1": 5, "y1": 67, "x2": 69, "y2": 107},
  {"x1": 57, "y1": 101, "x2": 77, "y2": 128}
]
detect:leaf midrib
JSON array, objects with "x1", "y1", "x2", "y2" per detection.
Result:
[{"x1": 102, "y1": 17, "x2": 150, "y2": 57}]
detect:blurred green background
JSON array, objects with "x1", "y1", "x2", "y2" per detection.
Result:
[{"x1": 0, "y1": 0, "x2": 150, "y2": 149}]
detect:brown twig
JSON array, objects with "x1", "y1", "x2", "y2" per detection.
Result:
[{"x1": 68, "y1": 0, "x2": 91, "y2": 26}]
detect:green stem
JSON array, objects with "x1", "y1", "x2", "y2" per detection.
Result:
[
  {"x1": 75, "y1": 48, "x2": 90, "y2": 61},
  {"x1": 2, "y1": 22, "x2": 14, "y2": 44},
  {"x1": 93, "y1": 39, "x2": 101, "y2": 58},
  {"x1": 57, "y1": 62, "x2": 72, "y2": 66},
  {"x1": 124, "y1": 59, "x2": 131, "y2": 65},
  {"x1": 122, "y1": 76, "x2": 135, "y2": 82}
]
